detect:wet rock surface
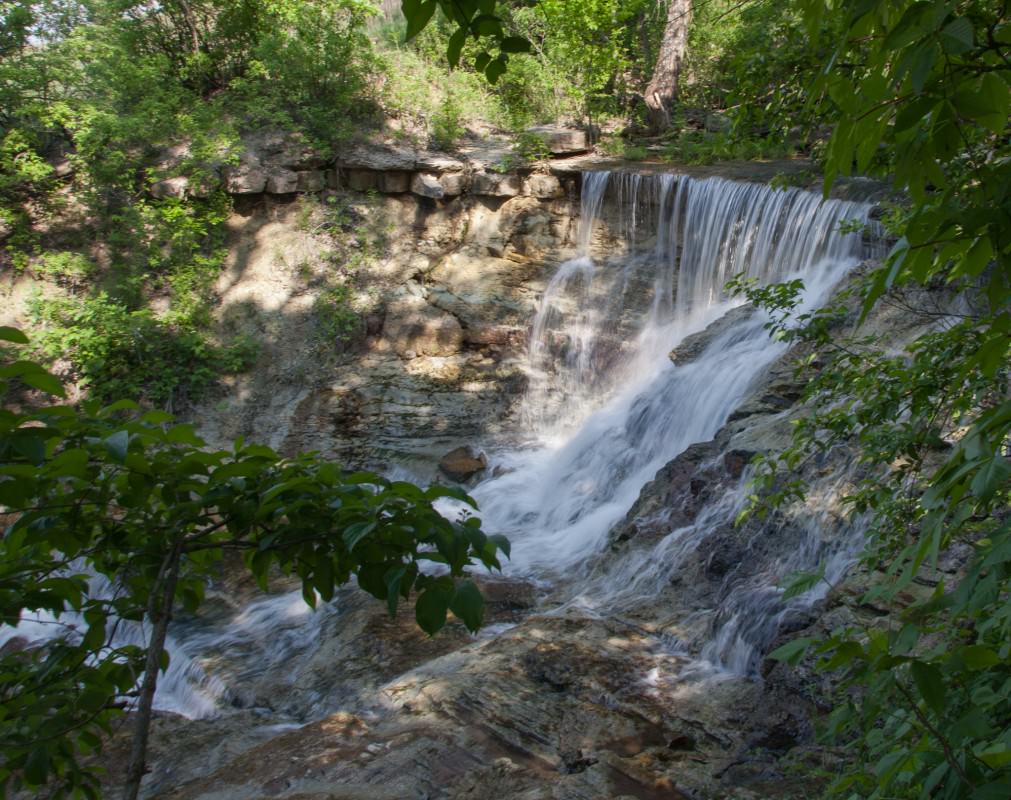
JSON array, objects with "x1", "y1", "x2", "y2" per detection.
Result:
[
  {"x1": 438, "y1": 446, "x2": 488, "y2": 482},
  {"x1": 146, "y1": 169, "x2": 914, "y2": 800}
]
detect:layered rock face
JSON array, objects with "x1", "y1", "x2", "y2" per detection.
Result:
[{"x1": 146, "y1": 165, "x2": 906, "y2": 800}]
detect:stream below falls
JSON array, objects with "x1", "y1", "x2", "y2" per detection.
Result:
[{"x1": 4, "y1": 169, "x2": 886, "y2": 739}]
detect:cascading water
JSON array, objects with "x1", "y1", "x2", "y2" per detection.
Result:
[
  {"x1": 3, "y1": 170, "x2": 883, "y2": 722},
  {"x1": 475, "y1": 172, "x2": 878, "y2": 600}
]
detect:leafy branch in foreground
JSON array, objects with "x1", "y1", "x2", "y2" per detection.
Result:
[
  {"x1": 725, "y1": 2, "x2": 1011, "y2": 794},
  {"x1": 400, "y1": 0, "x2": 531, "y2": 83},
  {"x1": 0, "y1": 326, "x2": 508, "y2": 800}
]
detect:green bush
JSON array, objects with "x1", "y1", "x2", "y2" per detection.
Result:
[{"x1": 26, "y1": 293, "x2": 257, "y2": 407}]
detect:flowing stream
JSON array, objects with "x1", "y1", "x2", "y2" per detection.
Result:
[{"x1": 3, "y1": 170, "x2": 882, "y2": 719}]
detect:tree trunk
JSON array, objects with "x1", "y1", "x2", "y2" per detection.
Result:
[
  {"x1": 122, "y1": 541, "x2": 183, "y2": 800},
  {"x1": 644, "y1": 0, "x2": 693, "y2": 132}
]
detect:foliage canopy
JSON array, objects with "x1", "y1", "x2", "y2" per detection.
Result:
[{"x1": 0, "y1": 327, "x2": 507, "y2": 799}]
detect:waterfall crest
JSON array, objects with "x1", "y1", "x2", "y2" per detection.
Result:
[{"x1": 477, "y1": 172, "x2": 875, "y2": 584}]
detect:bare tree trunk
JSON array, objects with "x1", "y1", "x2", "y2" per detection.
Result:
[
  {"x1": 644, "y1": 0, "x2": 693, "y2": 132},
  {"x1": 122, "y1": 541, "x2": 183, "y2": 800}
]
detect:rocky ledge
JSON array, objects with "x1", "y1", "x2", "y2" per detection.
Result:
[{"x1": 152, "y1": 127, "x2": 592, "y2": 202}]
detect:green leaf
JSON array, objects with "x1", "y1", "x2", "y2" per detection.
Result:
[
  {"x1": 910, "y1": 661, "x2": 945, "y2": 714},
  {"x1": 973, "y1": 781, "x2": 1011, "y2": 800},
  {"x1": 977, "y1": 72, "x2": 1011, "y2": 133},
  {"x1": 103, "y1": 430, "x2": 130, "y2": 463},
  {"x1": 958, "y1": 645, "x2": 1000, "y2": 670},
  {"x1": 970, "y1": 455, "x2": 1011, "y2": 502},
  {"x1": 485, "y1": 57, "x2": 507, "y2": 84},
  {"x1": 23, "y1": 747, "x2": 48, "y2": 786},
  {"x1": 19, "y1": 369, "x2": 65, "y2": 397},
  {"x1": 447, "y1": 26, "x2": 466, "y2": 69},
  {"x1": 978, "y1": 745, "x2": 1011, "y2": 769},
  {"x1": 470, "y1": 14, "x2": 503, "y2": 37},
  {"x1": 404, "y1": 0, "x2": 436, "y2": 41},
  {"x1": 488, "y1": 533, "x2": 510, "y2": 558},
  {"x1": 415, "y1": 587, "x2": 449, "y2": 635},
  {"x1": 343, "y1": 520, "x2": 376, "y2": 550},
  {"x1": 385, "y1": 566, "x2": 407, "y2": 616},
  {"x1": 769, "y1": 637, "x2": 815, "y2": 665},
  {"x1": 499, "y1": 36, "x2": 531, "y2": 54},
  {"x1": 12, "y1": 430, "x2": 46, "y2": 464},
  {"x1": 166, "y1": 424, "x2": 203, "y2": 446},
  {"x1": 939, "y1": 17, "x2": 974, "y2": 54},
  {"x1": 0, "y1": 326, "x2": 29, "y2": 344},
  {"x1": 449, "y1": 580, "x2": 484, "y2": 632}
]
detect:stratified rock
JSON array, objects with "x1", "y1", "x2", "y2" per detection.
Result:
[
  {"x1": 523, "y1": 173, "x2": 563, "y2": 199},
  {"x1": 525, "y1": 125, "x2": 591, "y2": 155},
  {"x1": 723, "y1": 448, "x2": 755, "y2": 479},
  {"x1": 411, "y1": 172, "x2": 445, "y2": 199},
  {"x1": 439, "y1": 172, "x2": 469, "y2": 196},
  {"x1": 472, "y1": 172, "x2": 521, "y2": 197},
  {"x1": 243, "y1": 129, "x2": 327, "y2": 170},
  {"x1": 416, "y1": 151, "x2": 466, "y2": 172},
  {"x1": 223, "y1": 163, "x2": 267, "y2": 194},
  {"x1": 339, "y1": 143, "x2": 417, "y2": 171},
  {"x1": 346, "y1": 169, "x2": 379, "y2": 192},
  {"x1": 377, "y1": 171, "x2": 410, "y2": 193},
  {"x1": 382, "y1": 295, "x2": 464, "y2": 357},
  {"x1": 296, "y1": 170, "x2": 325, "y2": 193},
  {"x1": 150, "y1": 176, "x2": 189, "y2": 199},
  {"x1": 669, "y1": 304, "x2": 754, "y2": 365},
  {"x1": 265, "y1": 169, "x2": 298, "y2": 194},
  {"x1": 438, "y1": 445, "x2": 487, "y2": 481}
]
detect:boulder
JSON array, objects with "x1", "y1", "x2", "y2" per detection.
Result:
[
  {"x1": 439, "y1": 172, "x2": 469, "y2": 196},
  {"x1": 704, "y1": 112, "x2": 733, "y2": 134},
  {"x1": 377, "y1": 171, "x2": 410, "y2": 193},
  {"x1": 223, "y1": 163, "x2": 267, "y2": 194},
  {"x1": 471, "y1": 172, "x2": 521, "y2": 197},
  {"x1": 296, "y1": 170, "x2": 326, "y2": 193},
  {"x1": 438, "y1": 446, "x2": 488, "y2": 482},
  {"x1": 525, "y1": 125, "x2": 591, "y2": 155},
  {"x1": 265, "y1": 170, "x2": 299, "y2": 194},
  {"x1": 150, "y1": 176, "x2": 189, "y2": 199},
  {"x1": 522, "y1": 173, "x2": 563, "y2": 199},
  {"x1": 669, "y1": 304, "x2": 755, "y2": 365},
  {"x1": 411, "y1": 172, "x2": 445, "y2": 199}
]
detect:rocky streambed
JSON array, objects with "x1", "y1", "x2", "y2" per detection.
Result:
[{"x1": 115, "y1": 158, "x2": 916, "y2": 800}]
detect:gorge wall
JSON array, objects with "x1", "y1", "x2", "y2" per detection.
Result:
[{"x1": 97, "y1": 162, "x2": 921, "y2": 800}]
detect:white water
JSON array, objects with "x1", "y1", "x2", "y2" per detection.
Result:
[
  {"x1": 475, "y1": 173, "x2": 874, "y2": 579},
  {"x1": 4, "y1": 171, "x2": 881, "y2": 717}
]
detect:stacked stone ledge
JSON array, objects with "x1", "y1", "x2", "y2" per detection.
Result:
[{"x1": 149, "y1": 126, "x2": 589, "y2": 202}]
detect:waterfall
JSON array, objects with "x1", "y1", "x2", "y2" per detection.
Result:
[
  {"x1": 2, "y1": 170, "x2": 882, "y2": 719},
  {"x1": 473, "y1": 170, "x2": 880, "y2": 674}
]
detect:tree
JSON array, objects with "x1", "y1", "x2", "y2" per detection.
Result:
[
  {"x1": 399, "y1": 0, "x2": 530, "y2": 82},
  {"x1": 0, "y1": 327, "x2": 508, "y2": 800},
  {"x1": 737, "y1": 1, "x2": 1011, "y2": 797},
  {"x1": 643, "y1": 0, "x2": 692, "y2": 131}
]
